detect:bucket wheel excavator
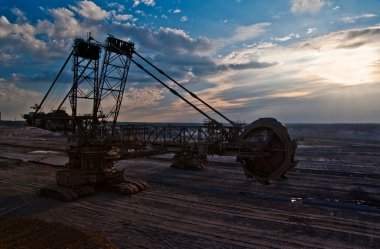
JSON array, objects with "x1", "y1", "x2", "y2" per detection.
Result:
[{"x1": 23, "y1": 35, "x2": 297, "y2": 201}]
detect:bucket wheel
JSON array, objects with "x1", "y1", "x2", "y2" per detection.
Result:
[{"x1": 237, "y1": 118, "x2": 297, "y2": 184}]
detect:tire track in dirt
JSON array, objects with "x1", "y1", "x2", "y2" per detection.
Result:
[
  {"x1": 1, "y1": 127, "x2": 380, "y2": 248},
  {"x1": 131, "y1": 193, "x2": 379, "y2": 247},
  {"x1": 52, "y1": 187, "x2": 377, "y2": 249},
  {"x1": 132, "y1": 166, "x2": 380, "y2": 209},
  {"x1": 139, "y1": 190, "x2": 380, "y2": 232}
]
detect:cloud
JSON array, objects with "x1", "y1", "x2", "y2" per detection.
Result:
[
  {"x1": 122, "y1": 86, "x2": 165, "y2": 110},
  {"x1": 2, "y1": 1, "x2": 380, "y2": 123},
  {"x1": 0, "y1": 3, "x2": 217, "y2": 94},
  {"x1": 0, "y1": 0, "x2": 215, "y2": 67},
  {"x1": 272, "y1": 33, "x2": 300, "y2": 42},
  {"x1": 135, "y1": 10, "x2": 145, "y2": 15},
  {"x1": 69, "y1": 1, "x2": 109, "y2": 21},
  {"x1": 120, "y1": 26, "x2": 214, "y2": 55},
  {"x1": 133, "y1": 0, "x2": 155, "y2": 7},
  {"x1": 252, "y1": 26, "x2": 380, "y2": 86},
  {"x1": 48, "y1": 8, "x2": 84, "y2": 38},
  {"x1": 0, "y1": 15, "x2": 64, "y2": 60},
  {"x1": 197, "y1": 25, "x2": 380, "y2": 123},
  {"x1": 253, "y1": 84, "x2": 380, "y2": 123},
  {"x1": 221, "y1": 61, "x2": 277, "y2": 70},
  {"x1": 291, "y1": 0, "x2": 325, "y2": 14},
  {"x1": 0, "y1": 3, "x2": 211, "y2": 122},
  {"x1": 306, "y1": 28, "x2": 317, "y2": 34},
  {"x1": 107, "y1": 3, "x2": 125, "y2": 12},
  {"x1": 180, "y1": 16, "x2": 188, "y2": 22},
  {"x1": 143, "y1": 53, "x2": 218, "y2": 83},
  {"x1": 0, "y1": 83, "x2": 42, "y2": 120},
  {"x1": 249, "y1": 41, "x2": 277, "y2": 49},
  {"x1": 7, "y1": 72, "x2": 64, "y2": 84},
  {"x1": 0, "y1": 51, "x2": 15, "y2": 63},
  {"x1": 267, "y1": 91, "x2": 311, "y2": 98},
  {"x1": 171, "y1": 9, "x2": 181, "y2": 14},
  {"x1": 113, "y1": 13, "x2": 134, "y2": 21},
  {"x1": 222, "y1": 23, "x2": 271, "y2": 45},
  {"x1": 11, "y1": 8, "x2": 27, "y2": 23},
  {"x1": 0, "y1": 2, "x2": 221, "y2": 120},
  {"x1": 0, "y1": 2, "x2": 125, "y2": 63},
  {"x1": 342, "y1": 14, "x2": 377, "y2": 24}
]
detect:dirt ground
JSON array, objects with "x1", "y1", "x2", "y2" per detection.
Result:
[
  {"x1": 0, "y1": 124, "x2": 380, "y2": 248},
  {"x1": 0, "y1": 217, "x2": 118, "y2": 249}
]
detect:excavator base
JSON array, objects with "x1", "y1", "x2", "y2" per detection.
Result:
[
  {"x1": 101, "y1": 179, "x2": 150, "y2": 195},
  {"x1": 37, "y1": 144, "x2": 149, "y2": 202},
  {"x1": 37, "y1": 179, "x2": 149, "y2": 202},
  {"x1": 171, "y1": 151, "x2": 207, "y2": 170},
  {"x1": 37, "y1": 185, "x2": 96, "y2": 202}
]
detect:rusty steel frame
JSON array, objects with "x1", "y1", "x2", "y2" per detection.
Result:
[{"x1": 22, "y1": 35, "x2": 297, "y2": 199}]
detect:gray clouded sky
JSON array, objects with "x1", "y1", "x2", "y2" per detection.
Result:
[{"x1": 0, "y1": 0, "x2": 379, "y2": 123}]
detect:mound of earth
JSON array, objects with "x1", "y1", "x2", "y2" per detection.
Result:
[{"x1": 0, "y1": 217, "x2": 118, "y2": 249}]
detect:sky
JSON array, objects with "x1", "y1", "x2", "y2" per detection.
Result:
[{"x1": 0, "y1": 0, "x2": 380, "y2": 123}]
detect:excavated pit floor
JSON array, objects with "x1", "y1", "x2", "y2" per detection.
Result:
[{"x1": 0, "y1": 124, "x2": 380, "y2": 248}]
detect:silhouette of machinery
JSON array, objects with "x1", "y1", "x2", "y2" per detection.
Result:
[{"x1": 23, "y1": 35, "x2": 297, "y2": 201}]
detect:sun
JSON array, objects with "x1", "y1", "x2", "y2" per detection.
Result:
[{"x1": 305, "y1": 45, "x2": 377, "y2": 85}]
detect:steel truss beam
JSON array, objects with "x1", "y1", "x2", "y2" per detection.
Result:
[
  {"x1": 96, "y1": 37, "x2": 134, "y2": 128},
  {"x1": 70, "y1": 38, "x2": 101, "y2": 120}
]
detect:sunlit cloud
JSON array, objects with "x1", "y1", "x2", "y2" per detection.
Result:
[
  {"x1": 222, "y1": 23, "x2": 271, "y2": 45},
  {"x1": 69, "y1": 1, "x2": 109, "y2": 21},
  {"x1": 259, "y1": 27, "x2": 380, "y2": 85},
  {"x1": 122, "y1": 86, "x2": 166, "y2": 110},
  {"x1": 267, "y1": 91, "x2": 312, "y2": 98},
  {"x1": 197, "y1": 26, "x2": 380, "y2": 122}
]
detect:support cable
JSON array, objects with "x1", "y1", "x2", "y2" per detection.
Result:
[
  {"x1": 133, "y1": 51, "x2": 236, "y2": 126},
  {"x1": 107, "y1": 42, "x2": 222, "y2": 127},
  {"x1": 57, "y1": 60, "x2": 93, "y2": 111},
  {"x1": 35, "y1": 50, "x2": 73, "y2": 115},
  {"x1": 130, "y1": 58, "x2": 222, "y2": 127}
]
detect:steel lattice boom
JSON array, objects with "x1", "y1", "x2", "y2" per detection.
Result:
[{"x1": 22, "y1": 35, "x2": 297, "y2": 201}]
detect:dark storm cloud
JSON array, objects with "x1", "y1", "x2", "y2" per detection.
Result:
[
  {"x1": 143, "y1": 53, "x2": 217, "y2": 78},
  {"x1": 129, "y1": 49, "x2": 277, "y2": 84},
  {"x1": 0, "y1": 4, "x2": 216, "y2": 86},
  {"x1": 0, "y1": 0, "x2": 278, "y2": 90},
  {"x1": 108, "y1": 24, "x2": 214, "y2": 55},
  {"x1": 220, "y1": 61, "x2": 278, "y2": 70}
]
